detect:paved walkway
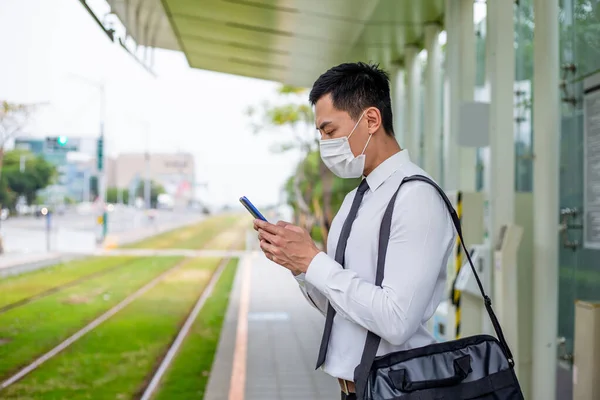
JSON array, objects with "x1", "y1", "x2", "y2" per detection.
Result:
[
  {"x1": 0, "y1": 252, "x2": 77, "y2": 278},
  {"x1": 205, "y1": 252, "x2": 340, "y2": 400}
]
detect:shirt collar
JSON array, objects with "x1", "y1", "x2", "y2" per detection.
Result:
[{"x1": 365, "y1": 149, "x2": 410, "y2": 192}]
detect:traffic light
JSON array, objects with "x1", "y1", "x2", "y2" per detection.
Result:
[
  {"x1": 97, "y1": 135, "x2": 104, "y2": 171},
  {"x1": 45, "y1": 136, "x2": 69, "y2": 151}
]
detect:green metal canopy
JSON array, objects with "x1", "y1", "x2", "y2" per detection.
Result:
[{"x1": 106, "y1": 0, "x2": 444, "y2": 87}]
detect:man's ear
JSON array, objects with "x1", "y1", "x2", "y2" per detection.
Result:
[{"x1": 365, "y1": 107, "x2": 382, "y2": 134}]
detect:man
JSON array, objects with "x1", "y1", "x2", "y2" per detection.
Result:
[{"x1": 254, "y1": 62, "x2": 456, "y2": 400}]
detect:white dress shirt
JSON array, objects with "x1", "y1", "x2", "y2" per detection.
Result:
[{"x1": 294, "y1": 149, "x2": 456, "y2": 381}]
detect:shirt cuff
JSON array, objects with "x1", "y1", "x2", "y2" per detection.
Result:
[
  {"x1": 305, "y1": 251, "x2": 339, "y2": 294},
  {"x1": 293, "y1": 272, "x2": 306, "y2": 285}
]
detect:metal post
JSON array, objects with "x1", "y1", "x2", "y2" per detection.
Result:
[
  {"x1": 458, "y1": 0, "x2": 477, "y2": 191},
  {"x1": 532, "y1": 0, "x2": 560, "y2": 398},
  {"x1": 46, "y1": 211, "x2": 51, "y2": 252},
  {"x1": 83, "y1": 169, "x2": 90, "y2": 203},
  {"x1": 487, "y1": 0, "x2": 516, "y2": 255},
  {"x1": 19, "y1": 155, "x2": 25, "y2": 173},
  {"x1": 443, "y1": 0, "x2": 459, "y2": 190},
  {"x1": 404, "y1": 46, "x2": 421, "y2": 164},
  {"x1": 144, "y1": 152, "x2": 151, "y2": 209},
  {"x1": 391, "y1": 67, "x2": 406, "y2": 147},
  {"x1": 424, "y1": 24, "x2": 442, "y2": 181},
  {"x1": 98, "y1": 83, "x2": 108, "y2": 241},
  {"x1": 444, "y1": 0, "x2": 477, "y2": 191}
]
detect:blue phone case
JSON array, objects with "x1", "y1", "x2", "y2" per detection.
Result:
[{"x1": 239, "y1": 196, "x2": 267, "y2": 221}]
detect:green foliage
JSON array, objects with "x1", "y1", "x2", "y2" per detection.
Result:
[
  {"x1": 135, "y1": 180, "x2": 166, "y2": 208},
  {"x1": 0, "y1": 150, "x2": 56, "y2": 207},
  {"x1": 106, "y1": 187, "x2": 129, "y2": 204},
  {"x1": 246, "y1": 85, "x2": 318, "y2": 154},
  {"x1": 249, "y1": 84, "x2": 364, "y2": 242}
]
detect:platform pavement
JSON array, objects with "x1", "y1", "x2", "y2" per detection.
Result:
[{"x1": 205, "y1": 251, "x2": 340, "y2": 400}]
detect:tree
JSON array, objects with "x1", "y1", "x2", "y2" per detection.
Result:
[
  {"x1": 106, "y1": 187, "x2": 129, "y2": 204},
  {"x1": 1, "y1": 150, "x2": 57, "y2": 207},
  {"x1": 0, "y1": 102, "x2": 36, "y2": 180},
  {"x1": 248, "y1": 84, "x2": 361, "y2": 247},
  {"x1": 135, "y1": 180, "x2": 165, "y2": 208}
]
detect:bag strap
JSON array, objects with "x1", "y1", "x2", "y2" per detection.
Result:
[{"x1": 353, "y1": 175, "x2": 515, "y2": 399}]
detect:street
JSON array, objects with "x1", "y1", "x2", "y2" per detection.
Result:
[{"x1": 0, "y1": 206, "x2": 206, "y2": 254}]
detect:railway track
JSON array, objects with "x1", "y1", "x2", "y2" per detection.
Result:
[
  {"x1": 138, "y1": 234, "x2": 245, "y2": 400},
  {"x1": 0, "y1": 257, "x2": 189, "y2": 391},
  {"x1": 0, "y1": 258, "x2": 144, "y2": 315},
  {"x1": 0, "y1": 233, "x2": 247, "y2": 394}
]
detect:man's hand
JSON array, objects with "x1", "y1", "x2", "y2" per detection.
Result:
[{"x1": 253, "y1": 219, "x2": 320, "y2": 276}]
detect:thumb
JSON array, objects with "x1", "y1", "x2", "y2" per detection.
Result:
[{"x1": 276, "y1": 220, "x2": 292, "y2": 227}]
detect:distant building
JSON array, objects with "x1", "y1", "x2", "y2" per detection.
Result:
[
  {"x1": 14, "y1": 136, "x2": 98, "y2": 203},
  {"x1": 109, "y1": 152, "x2": 195, "y2": 207}
]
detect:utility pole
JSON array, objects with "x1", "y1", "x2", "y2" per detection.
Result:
[
  {"x1": 97, "y1": 83, "x2": 107, "y2": 241},
  {"x1": 143, "y1": 125, "x2": 151, "y2": 210},
  {"x1": 144, "y1": 151, "x2": 151, "y2": 209}
]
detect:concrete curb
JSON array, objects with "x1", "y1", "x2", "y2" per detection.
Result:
[{"x1": 0, "y1": 254, "x2": 84, "y2": 279}]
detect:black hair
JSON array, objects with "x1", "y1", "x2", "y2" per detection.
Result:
[{"x1": 309, "y1": 62, "x2": 394, "y2": 137}]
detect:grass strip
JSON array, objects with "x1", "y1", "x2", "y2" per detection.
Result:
[
  {"x1": 202, "y1": 219, "x2": 250, "y2": 251},
  {"x1": 153, "y1": 258, "x2": 239, "y2": 400},
  {"x1": 0, "y1": 257, "x2": 223, "y2": 399},
  {"x1": 123, "y1": 214, "x2": 244, "y2": 250},
  {"x1": 0, "y1": 256, "x2": 135, "y2": 309},
  {"x1": 0, "y1": 256, "x2": 181, "y2": 378}
]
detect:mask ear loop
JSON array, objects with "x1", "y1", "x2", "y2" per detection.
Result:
[
  {"x1": 347, "y1": 110, "x2": 367, "y2": 141},
  {"x1": 361, "y1": 133, "x2": 373, "y2": 155}
]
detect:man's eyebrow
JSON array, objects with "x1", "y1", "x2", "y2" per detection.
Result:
[{"x1": 317, "y1": 120, "x2": 332, "y2": 131}]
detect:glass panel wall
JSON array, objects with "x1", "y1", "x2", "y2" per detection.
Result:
[{"x1": 557, "y1": 0, "x2": 600, "y2": 366}]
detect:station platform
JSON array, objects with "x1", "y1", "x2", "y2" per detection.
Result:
[{"x1": 205, "y1": 251, "x2": 340, "y2": 400}]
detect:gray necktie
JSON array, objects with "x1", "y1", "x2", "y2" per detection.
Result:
[{"x1": 315, "y1": 178, "x2": 370, "y2": 369}]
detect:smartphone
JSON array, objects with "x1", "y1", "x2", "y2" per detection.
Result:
[{"x1": 239, "y1": 196, "x2": 267, "y2": 221}]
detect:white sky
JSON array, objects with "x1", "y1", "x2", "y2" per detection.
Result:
[
  {"x1": 0, "y1": 0, "x2": 487, "y2": 209},
  {"x1": 0, "y1": 0, "x2": 304, "y2": 209}
]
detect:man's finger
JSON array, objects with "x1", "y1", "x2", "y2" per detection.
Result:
[
  {"x1": 259, "y1": 239, "x2": 277, "y2": 255},
  {"x1": 258, "y1": 229, "x2": 279, "y2": 246},
  {"x1": 256, "y1": 220, "x2": 283, "y2": 236},
  {"x1": 276, "y1": 220, "x2": 292, "y2": 227}
]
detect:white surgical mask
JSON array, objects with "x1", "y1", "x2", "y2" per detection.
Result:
[{"x1": 319, "y1": 111, "x2": 372, "y2": 178}]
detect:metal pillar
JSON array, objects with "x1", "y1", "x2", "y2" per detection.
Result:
[
  {"x1": 404, "y1": 46, "x2": 421, "y2": 164},
  {"x1": 144, "y1": 152, "x2": 151, "y2": 209},
  {"x1": 487, "y1": 0, "x2": 516, "y2": 318},
  {"x1": 532, "y1": 0, "x2": 560, "y2": 398},
  {"x1": 443, "y1": 0, "x2": 477, "y2": 191},
  {"x1": 99, "y1": 85, "x2": 107, "y2": 240},
  {"x1": 392, "y1": 67, "x2": 406, "y2": 146},
  {"x1": 458, "y1": 0, "x2": 477, "y2": 191},
  {"x1": 424, "y1": 24, "x2": 442, "y2": 181}
]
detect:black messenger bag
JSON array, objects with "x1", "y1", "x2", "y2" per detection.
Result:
[{"x1": 353, "y1": 175, "x2": 524, "y2": 400}]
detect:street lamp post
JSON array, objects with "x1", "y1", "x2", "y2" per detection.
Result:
[{"x1": 68, "y1": 73, "x2": 108, "y2": 242}]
